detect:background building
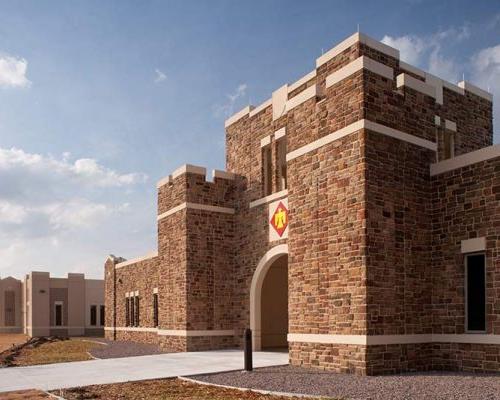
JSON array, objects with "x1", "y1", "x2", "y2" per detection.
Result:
[
  {"x1": 0, "y1": 272, "x2": 104, "y2": 337},
  {"x1": 105, "y1": 32, "x2": 499, "y2": 375}
]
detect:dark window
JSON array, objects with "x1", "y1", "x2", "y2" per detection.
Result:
[
  {"x1": 153, "y1": 293, "x2": 159, "y2": 327},
  {"x1": 55, "y1": 304, "x2": 63, "y2": 326},
  {"x1": 466, "y1": 254, "x2": 486, "y2": 332},
  {"x1": 90, "y1": 305, "x2": 97, "y2": 326},
  {"x1": 100, "y1": 305, "x2": 105, "y2": 326},
  {"x1": 130, "y1": 297, "x2": 135, "y2": 327},
  {"x1": 135, "y1": 296, "x2": 140, "y2": 327},
  {"x1": 125, "y1": 297, "x2": 130, "y2": 326},
  {"x1": 276, "y1": 139, "x2": 287, "y2": 191},
  {"x1": 262, "y1": 146, "x2": 272, "y2": 196}
]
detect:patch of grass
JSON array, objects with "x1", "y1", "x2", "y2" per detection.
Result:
[
  {"x1": 12, "y1": 339, "x2": 104, "y2": 366},
  {"x1": 53, "y1": 378, "x2": 330, "y2": 400}
]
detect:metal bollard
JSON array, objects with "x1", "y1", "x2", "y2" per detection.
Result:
[{"x1": 244, "y1": 328, "x2": 253, "y2": 371}]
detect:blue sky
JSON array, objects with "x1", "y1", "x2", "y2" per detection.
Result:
[{"x1": 0, "y1": 0, "x2": 499, "y2": 279}]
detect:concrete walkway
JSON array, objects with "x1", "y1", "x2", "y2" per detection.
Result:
[{"x1": 0, "y1": 350, "x2": 288, "y2": 393}]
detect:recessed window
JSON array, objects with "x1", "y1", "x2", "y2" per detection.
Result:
[
  {"x1": 466, "y1": 253, "x2": 486, "y2": 332},
  {"x1": 443, "y1": 131, "x2": 455, "y2": 160},
  {"x1": 276, "y1": 138, "x2": 287, "y2": 191},
  {"x1": 130, "y1": 297, "x2": 135, "y2": 327},
  {"x1": 262, "y1": 145, "x2": 272, "y2": 196},
  {"x1": 134, "y1": 296, "x2": 140, "y2": 327},
  {"x1": 125, "y1": 297, "x2": 130, "y2": 326},
  {"x1": 100, "y1": 305, "x2": 105, "y2": 327},
  {"x1": 153, "y1": 293, "x2": 159, "y2": 328},
  {"x1": 55, "y1": 303, "x2": 63, "y2": 326},
  {"x1": 90, "y1": 305, "x2": 97, "y2": 326}
]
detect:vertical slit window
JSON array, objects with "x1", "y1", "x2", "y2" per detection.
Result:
[
  {"x1": 135, "y1": 296, "x2": 140, "y2": 327},
  {"x1": 125, "y1": 297, "x2": 130, "y2": 326},
  {"x1": 100, "y1": 305, "x2": 105, "y2": 326},
  {"x1": 130, "y1": 297, "x2": 135, "y2": 327},
  {"x1": 153, "y1": 293, "x2": 159, "y2": 328},
  {"x1": 276, "y1": 138, "x2": 287, "y2": 191},
  {"x1": 466, "y1": 253, "x2": 486, "y2": 332},
  {"x1": 90, "y1": 305, "x2": 97, "y2": 326},
  {"x1": 262, "y1": 145, "x2": 272, "y2": 196},
  {"x1": 444, "y1": 131, "x2": 455, "y2": 160}
]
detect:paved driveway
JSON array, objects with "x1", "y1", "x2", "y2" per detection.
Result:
[{"x1": 0, "y1": 350, "x2": 288, "y2": 392}]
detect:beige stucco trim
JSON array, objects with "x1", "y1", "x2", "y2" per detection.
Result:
[
  {"x1": 326, "y1": 56, "x2": 393, "y2": 89},
  {"x1": 212, "y1": 170, "x2": 235, "y2": 180},
  {"x1": 260, "y1": 135, "x2": 272, "y2": 148},
  {"x1": 286, "y1": 119, "x2": 436, "y2": 162},
  {"x1": 153, "y1": 287, "x2": 158, "y2": 294},
  {"x1": 399, "y1": 61, "x2": 425, "y2": 78},
  {"x1": 171, "y1": 164, "x2": 207, "y2": 180},
  {"x1": 156, "y1": 175, "x2": 172, "y2": 189},
  {"x1": 225, "y1": 105, "x2": 255, "y2": 128},
  {"x1": 158, "y1": 329, "x2": 235, "y2": 337},
  {"x1": 458, "y1": 81, "x2": 493, "y2": 101},
  {"x1": 274, "y1": 127, "x2": 286, "y2": 140},
  {"x1": 461, "y1": 237, "x2": 486, "y2": 254},
  {"x1": 397, "y1": 73, "x2": 436, "y2": 99},
  {"x1": 444, "y1": 120, "x2": 457, "y2": 132},
  {"x1": 250, "y1": 244, "x2": 289, "y2": 351},
  {"x1": 430, "y1": 144, "x2": 500, "y2": 176},
  {"x1": 316, "y1": 32, "x2": 399, "y2": 68},
  {"x1": 442, "y1": 80, "x2": 464, "y2": 95},
  {"x1": 288, "y1": 333, "x2": 500, "y2": 345},
  {"x1": 249, "y1": 98, "x2": 272, "y2": 117},
  {"x1": 249, "y1": 190, "x2": 288, "y2": 209},
  {"x1": 288, "y1": 70, "x2": 316, "y2": 93},
  {"x1": 285, "y1": 84, "x2": 319, "y2": 114},
  {"x1": 157, "y1": 202, "x2": 235, "y2": 221},
  {"x1": 116, "y1": 251, "x2": 158, "y2": 269},
  {"x1": 105, "y1": 327, "x2": 158, "y2": 333}
]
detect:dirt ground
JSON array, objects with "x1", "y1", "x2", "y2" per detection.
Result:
[
  {"x1": 53, "y1": 377, "x2": 328, "y2": 400},
  {"x1": 11, "y1": 339, "x2": 105, "y2": 366},
  {"x1": 0, "y1": 334, "x2": 28, "y2": 353},
  {"x1": 0, "y1": 389, "x2": 51, "y2": 400}
]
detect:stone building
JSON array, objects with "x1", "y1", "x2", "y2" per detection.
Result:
[
  {"x1": 104, "y1": 32, "x2": 499, "y2": 375},
  {"x1": 0, "y1": 272, "x2": 104, "y2": 337}
]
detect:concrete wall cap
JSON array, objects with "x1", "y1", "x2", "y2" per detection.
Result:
[
  {"x1": 212, "y1": 169, "x2": 235, "y2": 180},
  {"x1": 458, "y1": 81, "x2": 493, "y2": 102},
  {"x1": 224, "y1": 105, "x2": 255, "y2": 128},
  {"x1": 171, "y1": 164, "x2": 207, "y2": 180},
  {"x1": 397, "y1": 73, "x2": 436, "y2": 99}
]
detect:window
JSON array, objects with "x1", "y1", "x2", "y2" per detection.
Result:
[
  {"x1": 125, "y1": 297, "x2": 130, "y2": 326},
  {"x1": 262, "y1": 145, "x2": 272, "y2": 196},
  {"x1": 276, "y1": 138, "x2": 287, "y2": 191},
  {"x1": 100, "y1": 305, "x2": 105, "y2": 326},
  {"x1": 466, "y1": 253, "x2": 486, "y2": 332},
  {"x1": 444, "y1": 131, "x2": 455, "y2": 160},
  {"x1": 135, "y1": 296, "x2": 140, "y2": 327},
  {"x1": 130, "y1": 297, "x2": 135, "y2": 327},
  {"x1": 90, "y1": 305, "x2": 97, "y2": 326},
  {"x1": 55, "y1": 303, "x2": 63, "y2": 326},
  {"x1": 153, "y1": 293, "x2": 159, "y2": 327}
]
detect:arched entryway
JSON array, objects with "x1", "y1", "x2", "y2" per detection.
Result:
[{"x1": 250, "y1": 244, "x2": 288, "y2": 351}]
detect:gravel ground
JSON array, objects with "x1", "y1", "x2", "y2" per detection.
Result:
[
  {"x1": 192, "y1": 365, "x2": 500, "y2": 400},
  {"x1": 86, "y1": 338, "x2": 170, "y2": 359}
]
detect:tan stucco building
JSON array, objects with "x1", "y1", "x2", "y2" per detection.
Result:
[{"x1": 0, "y1": 272, "x2": 104, "y2": 337}]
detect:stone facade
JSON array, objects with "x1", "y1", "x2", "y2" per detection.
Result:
[{"x1": 105, "y1": 32, "x2": 499, "y2": 375}]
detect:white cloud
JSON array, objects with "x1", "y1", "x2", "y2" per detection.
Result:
[
  {"x1": 0, "y1": 146, "x2": 152, "y2": 279},
  {"x1": 382, "y1": 26, "x2": 470, "y2": 82},
  {"x1": 0, "y1": 54, "x2": 31, "y2": 88},
  {"x1": 155, "y1": 68, "x2": 166, "y2": 83},
  {"x1": 213, "y1": 83, "x2": 248, "y2": 117}
]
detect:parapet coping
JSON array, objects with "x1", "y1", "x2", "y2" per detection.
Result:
[
  {"x1": 397, "y1": 73, "x2": 436, "y2": 99},
  {"x1": 326, "y1": 56, "x2": 393, "y2": 88},
  {"x1": 288, "y1": 333, "x2": 500, "y2": 345},
  {"x1": 316, "y1": 32, "x2": 400, "y2": 67},
  {"x1": 115, "y1": 251, "x2": 158, "y2": 269},
  {"x1": 157, "y1": 202, "x2": 235, "y2": 221},
  {"x1": 224, "y1": 32, "x2": 493, "y2": 128},
  {"x1": 286, "y1": 119, "x2": 437, "y2": 162},
  {"x1": 249, "y1": 190, "x2": 288, "y2": 209},
  {"x1": 157, "y1": 165, "x2": 235, "y2": 188},
  {"x1": 430, "y1": 144, "x2": 500, "y2": 176}
]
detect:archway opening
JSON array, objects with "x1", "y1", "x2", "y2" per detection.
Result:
[{"x1": 260, "y1": 254, "x2": 288, "y2": 350}]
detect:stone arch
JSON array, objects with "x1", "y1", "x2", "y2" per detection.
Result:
[{"x1": 250, "y1": 244, "x2": 288, "y2": 350}]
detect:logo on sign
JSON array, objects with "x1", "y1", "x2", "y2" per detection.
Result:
[{"x1": 270, "y1": 201, "x2": 288, "y2": 237}]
